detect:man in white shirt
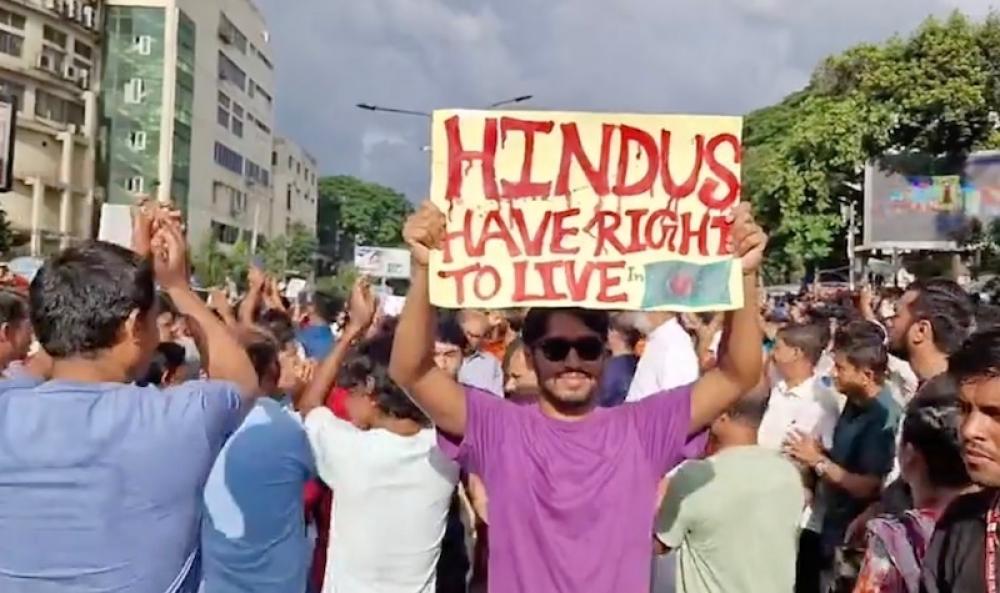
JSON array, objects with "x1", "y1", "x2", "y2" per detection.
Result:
[
  {"x1": 760, "y1": 322, "x2": 842, "y2": 593},
  {"x1": 457, "y1": 310, "x2": 504, "y2": 396},
  {"x1": 626, "y1": 312, "x2": 699, "y2": 402},
  {"x1": 298, "y1": 283, "x2": 460, "y2": 593}
]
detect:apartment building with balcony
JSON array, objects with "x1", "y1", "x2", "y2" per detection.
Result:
[
  {"x1": 0, "y1": 0, "x2": 101, "y2": 255},
  {"x1": 101, "y1": 0, "x2": 274, "y2": 250},
  {"x1": 270, "y1": 135, "x2": 317, "y2": 237}
]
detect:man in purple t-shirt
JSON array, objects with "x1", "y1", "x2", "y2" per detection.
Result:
[{"x1": 390, "y1": 201, "x2": 768, "y2": 593}]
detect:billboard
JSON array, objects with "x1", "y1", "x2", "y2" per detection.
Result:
[
  {"x1": 353, "y1": 245, "x2": 411, "y2": 279},
  {"x1": 864, "y1": 152, "x2": 1000, "y2": 250}
]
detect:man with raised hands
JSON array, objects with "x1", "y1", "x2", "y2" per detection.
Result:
[{"x1": 390, "y1": 201, "x2": 768, "y2": 593}]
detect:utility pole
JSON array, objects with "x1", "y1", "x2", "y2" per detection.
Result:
[{"x1": 841, "y1": 199, "x2": 858, "y2": 291}]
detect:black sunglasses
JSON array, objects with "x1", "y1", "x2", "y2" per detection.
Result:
[{"x1": 537, "y1": 337, "x2": 606, "y2": 362}]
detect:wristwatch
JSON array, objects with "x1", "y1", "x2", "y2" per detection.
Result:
[{"x1": 814, "y1": 458, "x2": 830, "y2": 477}]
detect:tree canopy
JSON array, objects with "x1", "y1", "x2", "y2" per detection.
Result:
[
  {"x1": 318, "y1": 175, "x2": 413, "y2": 252},
  {"x1": 744, "y1": 11, "x2": 1000, "y2": 282}
]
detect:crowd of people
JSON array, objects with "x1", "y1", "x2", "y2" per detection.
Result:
[{"x1": 0, "y1": 198, "x2": 997, "y2": 593}]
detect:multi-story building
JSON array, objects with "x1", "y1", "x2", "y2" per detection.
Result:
[
  {"x1": 0, "y1": 0, "x2": 101, "y2": 255},
  {"x1": 101, "y1": 0, "x2": 274, "y2": 250},
  {"x1": 270, "y1": 135, "x2": 317, "y2": 237}
]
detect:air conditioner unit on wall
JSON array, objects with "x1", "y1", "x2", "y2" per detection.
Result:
[
  {"x1": 77, "y1": 68, "x2": 89, "y2": 89},
  {"x1": 36, "y1": 53, "x2": 54, "y2": 73},
  {"x1": 44, "y1": 0, "x2": 59, "y2": 11},
  {"x1": 63, "y1": 64, "x2": 77, "y2": 81},
  {"x1": 66, "y1": 0, "x2": 78, "y2": 20},
  {"x1": 82, "y1": 6, "x2": 96, "y2": 30}
]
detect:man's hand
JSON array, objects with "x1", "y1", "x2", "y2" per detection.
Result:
[
  {"x1": 345, "y1": 277, "x2": 377, "y2": 336},
  {"x1": 783, "y1": 430, "x2": 825, "y2": 468},
  {"x1": 402, "y1": 201, "x2": 446, "y2": 267},
  {"x1": 248, "y1": 265, "x2": 266, "y2": 292},
  {"x1": 728, "y1": 203, "x2": 767, "y2": 275},
  {"x1": 207, "y1": 288, "x2": 228, "y2": 311},
  {"x1": 151, "y1": 222, "x2": 190, "y2": 292},
  {"x1": 132, "y1": 196, "x2": 156, "y2": 258}
]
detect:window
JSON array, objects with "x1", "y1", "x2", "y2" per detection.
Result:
[
  {"x1": 0, "y1": 78, "x2": 25, "y2": 111},
  {"x1": 286, "y1": 187, "x2": 292, "y2": 209},
  {"x1": 42, "y1": 26, "x2": 67, "y2": 48},
  {"x1": 218, "y1": 14, "x2": 247, "y2": 54},
  {"x1": 217, "y1": 91, "x2": 230, "y2": 128},
  {"x1": 0, "y1": 8, "x2": 26, "y2": 29},
  {"x1": 288, "y1": 156, "x2": 293, "y2": 169},
  {"x1": 255, "y1": 84, "x2": 273, "y2": 105},
  {"x1": 74, "y1": 40, "x2": 92, "y2": 61},
  {"x1": 0, "y1": 30, "x2": 22, "y2": 57},
  {"x1": 133, "y1": 35, "x2": 153, "y2": 56},
  {"x1": 217, "y1": 51, "x2": 246, "y2": 90},
  {"x1": 211, "y1": 221, "x2": 240, "y2": 245},
  {"x1": 129, "y1": 130, "x2": 147, "y2": 151},
  {"x1": 272, "y1": 151, "x2": 277, "y2": 166},
  {"x1": 229, "y1": 102, "x2": 244, "y2": 137},
  {"x1": 41, "y1": 46, "x2": 65, "y2": 72},
  {"x1": 124, "y1": 78, "x2": 145, "y2": 104},
  {"x1": 255, "y1": 119, "x2": 270, "y2": 134},
  {"x1": 35, "y1": 89, "x2": 83, "y2": 125},
  {"x1": 296, "y1": 161, "x2": 301, "y2": 175},
  {"x1": 214, "y1": 141, "x2": 243, "y2": 175},
  {"x1": 126, "y1": 176, "x2": 145, "y2": 194}
]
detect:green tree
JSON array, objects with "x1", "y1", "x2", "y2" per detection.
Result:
[
  {"x1": 260, "y1": 222, "x2": 319, "y2": 275},
  {"x1": 744, "y1": 11, "x2": 1000, "y2": 281},
  {"x1": 318, "y1": 175, "x2": 413, "y2": 250}
]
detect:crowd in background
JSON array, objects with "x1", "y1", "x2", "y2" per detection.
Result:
[{"x1": 0, "y1": 199, "x2": 996, "y2": 593}]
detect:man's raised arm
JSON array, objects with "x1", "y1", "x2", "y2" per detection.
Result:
[
  {"x1": 689, "y1": 204, "x2": 768, "y2": 432},
  {"x1": 388, "y1": 202, "x2": 467, "y2": 436}
]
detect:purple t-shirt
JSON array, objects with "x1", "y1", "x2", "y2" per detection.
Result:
[{"x1": 439, "y1": 384, "x2": 701, "y2": 593}]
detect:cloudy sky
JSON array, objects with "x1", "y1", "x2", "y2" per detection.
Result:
[{"x1": 255, "y1": 0, "x2": 993, "y2": 201}]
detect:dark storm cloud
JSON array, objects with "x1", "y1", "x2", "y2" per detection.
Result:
[{"x1": 255, "y1": 0, "x2": 992, "y2": 201}]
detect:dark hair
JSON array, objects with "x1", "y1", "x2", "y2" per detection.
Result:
[
  {"x1": 975, "y1": 304, "x2": 1000, "y2": 334},
  {"x1": 245, "y1": 337, "x2": 280, "y2": 385},
  {"x1": 776, "y1": 322, "x2": 827, "y2": 366},
  {"x1": 313, "y1": 292, "x2": 344, "y2": 322},
  {"x1": 901, "y1": 375, "x2": 970, "y2": 488},
  {"x1": 950, "y1": 329, "x2": 1000, "y2": 384},
  {"x1": 522, "y1": 308, "x2": 610, "y2": 348},
  {"x1": 139, "y1": 341, "x2": 186, "y2": 386},
  {"x1": 341, "y1": 325, "x2": 428, "y2": 425},
  {"x1": 833, "y1": 320, "x2": 889, "y2": 378},
  {"x1": 435, "y1": 315, "x2": 468, "y2": 350},
  {"x1": 30, "y1": 242, "x2": 156, "y2": 357},
  {"x1": 610, "y1": 315, "x2": 642, "y2": 350},
  {"x1": 0, "y1": 289, "x2": 28, "y2": 325},
  {"x1": 907, "y1": 279, "x2": 975, "y2": 355},
  {"x1": 259, "y1": 309, "x2": 296, "y2": 347},
  {"x1": 726, "y1": 386, "x2": 770, "y2": 426}
]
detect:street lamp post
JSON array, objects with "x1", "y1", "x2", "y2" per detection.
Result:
[{"x1": 355, "y1": 94, "x2": 534, "y2": 119}]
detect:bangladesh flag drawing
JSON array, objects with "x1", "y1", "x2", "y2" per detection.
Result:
[{"x1": 640, "y1": 260, "x2": 734, "y2": 309}]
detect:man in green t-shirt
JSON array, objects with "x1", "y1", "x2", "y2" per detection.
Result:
[{"x1": 656, "y1": 385, "x2": 804, "y2": 593}]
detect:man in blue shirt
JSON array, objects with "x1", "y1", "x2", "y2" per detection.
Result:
[
  {"x1": 785, "y1": 320, "x2": 901, "y2": 592},
  {"x1": 0, "y1": 208, "x2": 259, "y2": 593},
  {"x1": 202, "y1": 334, "x2": 316, "y2": 593},
  {"x1": 297, "y1": 292, "x2": 342, "y2": 360}
]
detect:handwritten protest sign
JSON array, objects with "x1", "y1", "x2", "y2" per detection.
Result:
[{"x1": 428, "y1": 110, "x2": 744, "y2": 311}]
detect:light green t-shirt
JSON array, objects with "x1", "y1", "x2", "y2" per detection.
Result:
[{"x1": 656, "y1": 446, "x2": 804, "y2": 593}]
